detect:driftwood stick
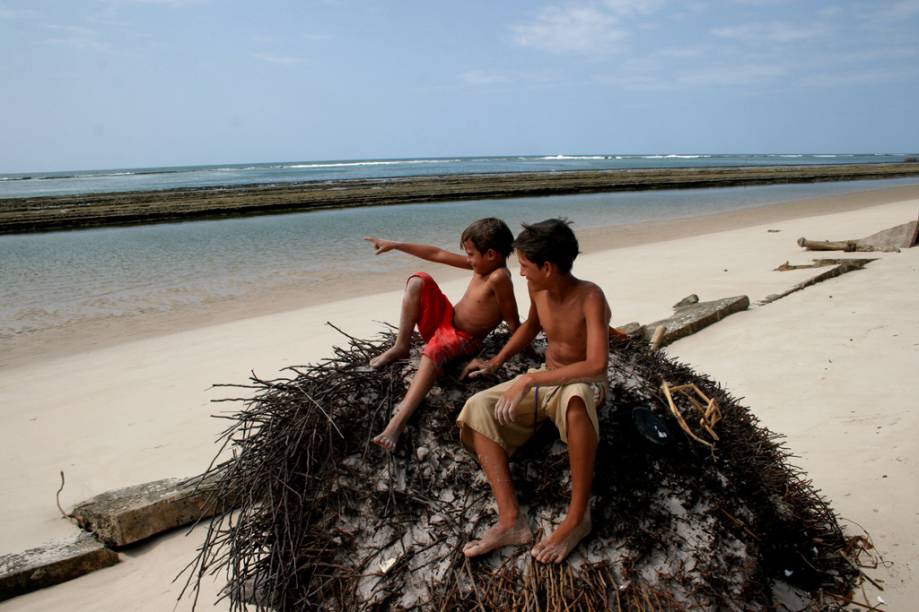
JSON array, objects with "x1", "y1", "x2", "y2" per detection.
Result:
[
  {"x1": 649, "y1": 325, "x2": 666, "y2": 351},
  {"x1": 797, "y1": 238, "x2": 867, "y2": 252},
  {"x1": 55, "y1": 470, "x2": 68, "y2": 519}
]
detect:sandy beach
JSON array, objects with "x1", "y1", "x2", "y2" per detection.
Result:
[{"x1": 1, "y1": 186, "x2": 916, "y2": 609}]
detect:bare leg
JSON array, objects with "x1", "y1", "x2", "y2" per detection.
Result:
[
  {"x1": 531, "y1": 397, "x2": 596, "y2": 563},
  {"x1": 372, "y1": 355, "x2": 439, "y2": 451},
  {"x1": 370, "y1": 276, "x2": 422, "y2": 368},
  {"x1": 460, "y1": 429, "x2": 533, "y2": 558}
]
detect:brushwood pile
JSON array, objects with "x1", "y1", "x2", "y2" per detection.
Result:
[{"x1": 183, "y1": 325, "x2": 868, "y2": 610}]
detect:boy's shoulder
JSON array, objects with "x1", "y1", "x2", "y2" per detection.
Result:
[
  {"x1": 483, "y1": 265, "x2": 513, "y2": 284},
  {"x1": 577, "y1": 279, "x2": 605, "y2": 296},
  {"x1": 569, "y1": 279, "x2": 608, "y2": 310}
]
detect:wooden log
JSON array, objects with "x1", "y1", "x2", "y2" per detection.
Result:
[
  {"x1": 796, "y1": 238, "x2": 863, "y2": 252},
  {"x1": 650, "y1": 325, "x2": 667, "y2": 351},
  {"x1": 775, "y1": 258, "x2": 876, "y2": 271},
  {"x1": 760, "y1": 261, "x2": 870, "y2": 305},
  {"x1": 797, "y1": 216, "x2": 919, "y2": 253}
]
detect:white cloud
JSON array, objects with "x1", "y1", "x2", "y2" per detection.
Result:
[
  {"x1": 711, "y1": 21, "x2": 830, "y2": 43},
  {"x1": 594, "y1": 72, "x2": 671, "y2": 90},
  {"x1": 459, "y1": 70, "x2": 511, "y2": 85},
  {"x1": 817, "y1": 7, "x2": 842, "y2": 18},
  {"x1": 457, "y1": 69, "x2": 559, "y2": 88},
  {"x1": 42, "y1": 24, "x2": 111, "y2": 52},
  {"x1": 511, "y1": 4, "x2": 628, "y2": 53},
  {"x1": 678, "y1": 62, "x2": 786, "y2": 85},
  {"x1": 801, "y1": 67, "x2": 917, "y2": 87},
  {"x1": 835, "y1": 45, "x2": 918, "y2": 62},
  {"x1": 254, "y1": 52, "x2": 306, "y2": 65},
  {"x1": 125, "y1": 0, "x2": 203, "y2": 5},
  {"x1": 657, "y1": 45, "x2": 706, "y2": 58},
  {"x1": 45, "y1": 36, "x2": 112, "y2": 52},
  {"x1": 0, "y1": 6, "x2": 38, "y2": 19},
  {"x1": 884, "y1": 0, "x2": 919, "y2": 17},
  {"x1": 44, "y1": 24, "x2": 96, "y2": 37},
  {"x1": 732, "y1": 0, "x2": 793, "y2": 5},
  {"x1": 600, "y1": 0, "x2": 664, "y2": 14}
]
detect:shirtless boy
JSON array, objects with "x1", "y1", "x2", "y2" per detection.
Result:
[
  {"x1": 458, "y1": 218, "x2": 611, "y2": 564},
  {"x1": 364, "y1": 218, "x2": 520, "y2": 451}
]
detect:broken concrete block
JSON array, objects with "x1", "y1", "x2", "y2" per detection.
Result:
[
  {"x1": 614, "y1": 322, "x2": 643, "y2": 338},
  {"x1": 0, "y1": 532, "x2": 118, "y2": 601},
  {"x1": 672, "y1": 294, "x2": 700, "y2": 309},
  {"x1": 71, "y1": 476, "x2": 223, "y2": 548},
  {"x1": 642, "y1": 296, "x2": 750, "y2": 347}
]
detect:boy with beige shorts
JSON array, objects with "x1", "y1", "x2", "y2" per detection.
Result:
[{"x1": 459, "y1": 218, "x2": 611, "y2": 564}]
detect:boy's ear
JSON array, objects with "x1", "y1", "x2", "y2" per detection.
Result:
[{"x1": 485, "y1": 248, "x2": 498, "y2": 260}]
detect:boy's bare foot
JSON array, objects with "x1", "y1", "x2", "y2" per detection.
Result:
[
  {"x1": 369, "y1": 345, "x2": 410, "y2": 369},
  {"x1": 463, "y1": 515, "x2": 532, "y2": 558},
  {"x1": 530, "y1": 510, "x2": 591, "y2": 564},
  {"x1": 371, "y1": 427, "x2": 401, "y2": 452}
]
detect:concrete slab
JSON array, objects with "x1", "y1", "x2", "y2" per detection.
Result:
[
  {"x1": 0, "y1": 532, "x2": 118, "y2": 601},
  {"x1": 643, "y1": 295, "x2": 750, "y2": 347},
  {"x1": 71, "y1": 477, "x2": 222, "y2": 548}
]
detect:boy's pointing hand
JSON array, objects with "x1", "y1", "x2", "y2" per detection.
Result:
[{"x1": 364, "y1": 236, "x2": 396, "y2": 255}]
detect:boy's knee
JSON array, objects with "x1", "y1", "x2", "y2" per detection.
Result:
[
  {"x1": 564, "y1": 396, "x2": 598, "y2": 441},
  {"x1": 405, "y1": 276, "x2": 423, "y2": 296},
  {"x1": 566, "y1": 397, "x2": 588, "y2": 422}
]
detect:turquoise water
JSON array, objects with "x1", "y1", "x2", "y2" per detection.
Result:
[
  {"x1": 2, "y1": 177, "x2": 918, "y2": 338},
  {"x1": 1, "y1": 153, "x2": 915, "y2": 198}
]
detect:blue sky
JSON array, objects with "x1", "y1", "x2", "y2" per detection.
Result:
[{"x1": 2, "y1": 0, "x2": 918, "y2": 172}]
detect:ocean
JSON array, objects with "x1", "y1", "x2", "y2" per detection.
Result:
[
  {"x1": 1, "y1": 153, "x2": 914, "y2": 199},
  {"x1": 2, "y1": 165, "x2": 919, "y2": 341}
]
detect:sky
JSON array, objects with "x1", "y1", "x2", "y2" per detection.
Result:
[{"x1": 2, "y1": 0, "x2": 918, "y2": 172}]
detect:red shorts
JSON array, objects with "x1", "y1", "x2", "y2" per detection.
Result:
[{"x1": 410, "y1": 272, "x2": 482, "y2": 371}]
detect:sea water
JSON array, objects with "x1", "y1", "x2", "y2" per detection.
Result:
[
  {"x1": 2, "y1": 176, "x2": 918, "y2": 340},
  {"x1": 1, "y1": 153, "x2": 914, "y2": 199}
]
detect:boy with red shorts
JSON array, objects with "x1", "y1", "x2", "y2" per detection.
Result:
[{"x1": 364, "y1": 218, "x2": 520, "y2": 451}]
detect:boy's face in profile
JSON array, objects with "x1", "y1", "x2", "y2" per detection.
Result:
[
  {"x1": 463, "y1": 240, "x2": 497, "y2": 274},
  {"x1": 517, "y1": 250, "x2": 549, "y2": 288}
]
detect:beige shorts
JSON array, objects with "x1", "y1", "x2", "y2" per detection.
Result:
[{"x1": 456, "y1": 368, "x2": 603, "y2": 455}]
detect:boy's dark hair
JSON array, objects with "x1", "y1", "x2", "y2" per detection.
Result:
[
  {"x1": 461, "y1": 218, "x2": 514, "y2": 257},
  {"x1": 513, "y1": 218, "x2": 579, "y2": 273}
]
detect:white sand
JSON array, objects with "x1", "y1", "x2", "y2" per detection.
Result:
[{"x1": 1, "y1": 191, "x2": 916, "y2": 609}]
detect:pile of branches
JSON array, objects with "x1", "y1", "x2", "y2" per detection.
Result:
[{"x1": 181, "y1": 324, "x2": 871, "y2": 610}]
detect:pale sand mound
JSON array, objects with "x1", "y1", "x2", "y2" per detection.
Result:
[{"x1": 183, "y1": 327, "x2": 868, "y2": 610}]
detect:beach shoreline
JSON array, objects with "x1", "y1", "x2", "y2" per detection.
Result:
[
  {"x1": 0, "y1": 187, "x2": 916, "y2": 609},
  {"x1": 4, "y1": 182, "x2": 918, "y2": 370},
  {"x1": 3, "y1": 162, "x2": 919, "y2": 235}
]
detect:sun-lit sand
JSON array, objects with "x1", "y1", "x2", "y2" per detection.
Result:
[{"x1": 1, "y1": 187, "x2": 916, "y2": 609}]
